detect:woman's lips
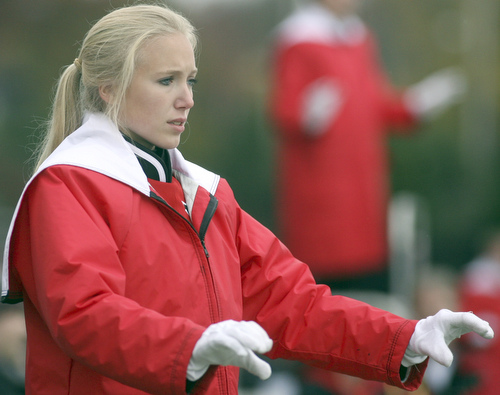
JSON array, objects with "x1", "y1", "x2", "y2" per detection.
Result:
[{"x1": 168, "y1": 119, "x2": 186, "y2": 132}]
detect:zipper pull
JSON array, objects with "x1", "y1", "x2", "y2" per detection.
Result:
[{"x1": 201, "y1": 240, "x2": 210, "y2": 258}]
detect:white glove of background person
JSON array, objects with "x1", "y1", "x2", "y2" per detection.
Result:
[
  {"x1": 404, "y1": 67, "x2": 467, "y2": 119},
  {"x1": 402, "y1": 309, "x2": 494, "y2": 368},
  {"x1": 301, "y1": 77, "x2": 344, "y2": 137},
  {"x1": 187, "y1": 320, "x2": 273, "y2": 382}
]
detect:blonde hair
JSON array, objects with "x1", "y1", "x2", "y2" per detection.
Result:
[{"x1": 33, "y1": 3, "x2": 197, "y2": 171}]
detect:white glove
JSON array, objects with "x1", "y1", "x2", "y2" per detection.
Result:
[
  {"x1": 404, "y1": 67, "x2": 467, "y2": 119},
  {"x1": 301, "y1": 77, "x2": 344, "y2": 137},
  {"x1": 187, "y1": 320, "x2": 273, "y2": 382},
  {"x1": 402, "y1": 309, "x2": 494, "y2": 368}
]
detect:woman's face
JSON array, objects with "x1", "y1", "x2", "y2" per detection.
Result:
[{"x1": 119, "y1": 33, "x2": 197, "y2": 149}]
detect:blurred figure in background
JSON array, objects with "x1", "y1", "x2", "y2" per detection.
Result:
[
  {"x1": 267, "y1": 0, "x2": 465, "y2": 393},
  {"x1": 457, "y1": 231, "x2": 500, "y2": 395},
  {"x1": 0, "y1": 208, "x2": 25, "y2": 395},
  {"x1": 269, "y1": 0, "x2": 465, "y2": 295},
  {"x1": 0, "y1": 306, "x2": 25, "y2": 395}
]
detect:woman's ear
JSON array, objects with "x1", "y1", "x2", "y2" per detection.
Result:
[{"x1": 99, "y1": 84, "x2": 113, "y2": 103}]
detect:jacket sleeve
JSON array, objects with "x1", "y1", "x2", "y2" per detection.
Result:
[
  {"x1": 270, "y1": 38, "x2": 418, "y2": 140},
  {"x1": 270, "y1": 43, "x2": 336, "y2": 140},
  {"x1": 11, "y1": 166, "x2": 205, "y2": 394},
  {"x1": 366, "y1": 36, "x2": 419, "y2": 132},
  {"x1": 235, "y1": 204, "x2": 427, "y2": 391}
]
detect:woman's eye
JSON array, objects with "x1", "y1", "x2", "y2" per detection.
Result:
[
  {"x1": 188, "y1": 78, "x2": 198, "y2": 87},
  {"x1": 159, "y1": 77, "x2": 173, "y2": 86}
]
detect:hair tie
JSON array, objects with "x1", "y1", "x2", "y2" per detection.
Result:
[{"x1": 73, "y1": 58, "x2": 82, "y2": 72}]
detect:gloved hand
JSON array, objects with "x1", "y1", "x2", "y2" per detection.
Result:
[
  {"x1": 402, "y1": 309, "x2": 494, "y2": 367},
  {"x1": 187, "y1": 320, "x2": 273, "y2": 382},
  {"x1": 404, "y1": 67, "x2": 467, "y2": 119},
  {"x1": 301, "y1": 77, "x2": 344, "y2": 137}
]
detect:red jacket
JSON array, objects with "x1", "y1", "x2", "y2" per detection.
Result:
[
  {"x1": 2, "y1": 113, "x2": 425, "y2": 394},
  {"x1": 270, "y1": 4, "x2": 417, "y2": 278}
]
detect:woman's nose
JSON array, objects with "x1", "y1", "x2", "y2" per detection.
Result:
[{"x1": 175, "y1": 84, "x2": 194, "y2": 109}]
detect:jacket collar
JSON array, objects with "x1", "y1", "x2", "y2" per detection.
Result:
[
  {"x1": 2, "y1": 112, "x2": 221, "y2": 301},
  {"x1": 122, "y1": 135, "x2": 173, "y2": 183},
  {"x1": 33, "y1": 112, "x2": 220, "y2": 196}
]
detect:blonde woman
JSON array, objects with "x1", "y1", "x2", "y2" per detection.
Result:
[{"x1": 1, "y1": 3, "x2": 492, "y2": 394}]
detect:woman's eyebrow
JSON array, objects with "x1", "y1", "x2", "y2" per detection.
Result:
[{"x1": 155, "y1": 67, "x2": 198, "y2": 76}]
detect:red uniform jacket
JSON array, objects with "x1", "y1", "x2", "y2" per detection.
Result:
[
  {"x1": 270, "y1": 4, "x2": 417, "y2": 278},
  {"x1": 2, "y1": 113, "x2": 425, "y2": 394}
]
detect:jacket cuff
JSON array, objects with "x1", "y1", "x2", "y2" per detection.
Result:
[
  {"x1": 387, "y1": 319, "x2": 428, "y2": 391},
  {"x1": 170, "y1": 325, "x2": 205, "y2": 394}
]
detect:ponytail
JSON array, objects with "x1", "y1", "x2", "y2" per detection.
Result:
[{"x1": 33, "y1": 61, "x2": 83, "y2": 172}]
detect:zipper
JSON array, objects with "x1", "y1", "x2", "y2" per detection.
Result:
[
  {"x1": 149, "y1": 191, "x2": 210, "y2": 256},
  {"x1": 150, "y1": 190, "x2": 231, "y2": 392},
  {"x1": 150, "y1": 189, "x2": 220, "y2": 309},
  {"x1": 201, "y1": 240, "x2": 210, "y2": 258},
  {"x1": 199, "y1": 195, "x2": 218, "y2": 258}
]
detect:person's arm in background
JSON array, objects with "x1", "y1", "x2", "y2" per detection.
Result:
[
  {"x1": 404, "y1": 67, "x2": 466, "y2": 121},
  {"x1": 270, "y1": 43, "x2": 344, "y2": 140},
  {"x1": 367, "y1": 33, "x2": 466, "y2": 131}
]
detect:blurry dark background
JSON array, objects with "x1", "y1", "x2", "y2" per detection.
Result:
[{"x1": 0, "y1": 0, "x2": 499, "y2": 273}]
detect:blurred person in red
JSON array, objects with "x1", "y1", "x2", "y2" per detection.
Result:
[
  {"x1": 457, "y1": 231, "x2": 500, "y2": 395},
  {"x1": 269, "y1": 0, "x2": 465, "y2": 293}
]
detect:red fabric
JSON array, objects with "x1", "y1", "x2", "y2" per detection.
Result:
[
  {"x1": 8, "y1": 165, "x2": 425, "y2": 394},
  {"x1": 457, "y1": 267, "x2": 500, "y2": 395},
  {"x1": 270, "y1": 30, "x2": 417, "y2": 278},
  {"x1": 149, "y1": 177, "x2": 189, "y2": 220}
]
